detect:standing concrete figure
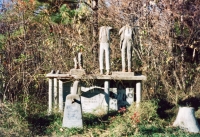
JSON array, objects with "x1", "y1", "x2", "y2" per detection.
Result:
[
  {"x1": 119, "y1": 24, "x2": 135, "y2": 72},
  {"x1": 99, "y1": 26, "x2": 112, "y2": 75}
]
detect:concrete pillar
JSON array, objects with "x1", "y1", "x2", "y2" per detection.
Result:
[
  {"x1": 136, "y1": 81, "x2": 141, "y2": 107},
  {"x1": 59, "y1": 80, "x2": 63, "y2": 112},
  {"x1": 54, "y1": 78, "x2": 58, "y2": 109},
  {"x1": 48, "y1": 78, "x2": 53, "y2": 114},
  {"x1": 104, "y1": 80, "x2": 110, "y2": 113}
]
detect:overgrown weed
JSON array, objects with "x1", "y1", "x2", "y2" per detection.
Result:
[
  {"x1": 0, "y1": 100, "x2": 200, "y2": 136},
  {"x1": 0, "y1": 102, "x2": 30, "y2": 136}
]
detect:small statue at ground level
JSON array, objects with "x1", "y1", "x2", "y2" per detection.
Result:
[
  {"x1": 119, "y1": 24, "x2": 135, "y2": 72},
  {"x1": 99, "y1": 26, "x2": 112, "y2": 75}
]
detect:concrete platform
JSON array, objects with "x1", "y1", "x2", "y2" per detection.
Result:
[
  {"x1": 70, "y1": 69, "x2": 86, "y2": 75},
  {"x1": 46, "y1": 71, "x2": 146, "y2": 81},
  {"x1": 46, "y1": 70, "x2": 146, "y2": 114},
  {"x1": 112, "y1": 71, "x2": 134, "y2": 76}
]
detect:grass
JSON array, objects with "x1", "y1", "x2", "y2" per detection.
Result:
[{"x1": 0, "y1": 100, "x2": 200, "y2": 137}]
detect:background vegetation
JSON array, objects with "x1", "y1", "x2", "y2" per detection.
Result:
[{"x1": 0, "y1": 0, "x2": 200, "y2": 136}]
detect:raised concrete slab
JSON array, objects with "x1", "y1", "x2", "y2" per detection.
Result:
[
  {"x1": 70, "y1": 69, "x2": 86, "y2": 76},
  {"x1": 46, "y1": 73, "x2": 72, "y2": 78},
  {"x1": 73, "y1": 73, "x2": 146, "y2": 80},
  {"x1": 46, "y1": 71, "x2": 146, "y2": 80},
  {"x1": 47, "y1": 70, "x2": 145, "y2": 115},
  {"x1": 112, "y1": 71, "x2": 134, "y2": 76}
]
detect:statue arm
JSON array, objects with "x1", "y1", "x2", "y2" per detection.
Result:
[
  {"x1": 99, "y1": 27, "x2": 102, "y2": 41},
  {"x1": 119, "y1": 27, "x2": 124, "y2": 35},
  {"x1": 107, "y1": 27, "x2": 112, "y2": 41},
  {"x1": 132, "y1": 28, "x2": 136, "y2": 40},
  {"x1": 119, "y1": 27, "x2": 124, "y2": 49}
]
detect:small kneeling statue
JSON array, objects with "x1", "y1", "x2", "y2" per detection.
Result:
[{"x1": 73, "y1": 45, "x2": 84, "y2": 69}]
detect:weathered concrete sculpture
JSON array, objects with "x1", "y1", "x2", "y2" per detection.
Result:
[
  {"x1": 119, "y1": 24, "x2": 135, "y2": 72},
  {"x1": 71, "y1": 45, "x2": 86, "y2": 76},
  {"x1": 99, "y1": 26, "x2": 112, "y2": 75},
  {"x1": 74, "y1": 44, "x2": 83, "y2": 69},
  {"x1": 74, "y1": 52, "x2": 83, "y2": 69},
  {"x1": 173, "y1": 107, "x2": 200, "y2": 133}
]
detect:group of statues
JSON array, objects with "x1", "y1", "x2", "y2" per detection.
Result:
[{"x1": 74, "y1": 24, "x2": 135, "y2": 75}]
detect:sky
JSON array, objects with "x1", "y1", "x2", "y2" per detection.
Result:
[{"x1": 0, "y1": 0, "x2": 11, "y2": 12}]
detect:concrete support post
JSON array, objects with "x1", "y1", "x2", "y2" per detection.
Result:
[
  {"x1": 48, "y1": 78, "x2": 53, "y2": 114},
  {"x1": 136, "y1": 81, "x2": 141, "y2": 107},
  {"x1": 104, "y1": 80, "x2": 110, "y2": 113},
  {"x1": 59, "y1": 80, "x2": 63, "y2": 112},
  {"x1": 54, "y1": 78, "x2": 58, "y2": 109}
]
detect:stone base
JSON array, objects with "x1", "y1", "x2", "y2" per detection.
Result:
[
  {"x1": 112, "y1": 71, "x2": 134, "y2": 76},
  {"x1": 173, "y1": 107, "x2": 200, "y2": 133},
  {"x1": 70, "y1": 69, "x2": 86, "y2": 75}
]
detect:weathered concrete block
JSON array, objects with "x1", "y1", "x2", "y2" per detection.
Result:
[
  {"x1": 112, "y1": 71, "x2": 134, "y2": 76},
  {"x1": 70, "y1": 69, "x2": 86, "y2": 76},
  {"x1": 80, "y1": 87, "x2": 134, "y2": 114},
  {"x1": 81, "y1": 88, "x2": 106, "y2": 115},
  {"x1": 62, "y1": 94, "x2": 83, "y2": 128},
  {"x1": 173, "y1": 107, "x2": 200, "y2": 133}
]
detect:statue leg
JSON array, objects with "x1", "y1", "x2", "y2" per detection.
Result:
[
  {"x1": 121, "y1": 41, "x2": 126, "y2": 72},
  {"x1": 127, "y1": 41, "x2": 132, "y2": 72},
  {"x1": 74, "y1": 57, "x2": 78, "y2": 69},
  {"x1": 78, "y1": 52, "x2": 83, "y2": 69},
  {"x1": 99, "y1": 43, "x2": 104, "y2": 74},
  {"x1": 105, "y1": 43, "x2": 110, "y2": 75}
]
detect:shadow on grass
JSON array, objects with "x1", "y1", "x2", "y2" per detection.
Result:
[
  {"x1": 27, "y1": 113, "x2": 61, "y2": 136},
  {"x1": 139, "y1": 125, "x2": 165, "y2": 135},
  {"x1": 157, "y1": 99, "x2": 175, "y2": 119},
  {"x1": 83, "y1": 111, "x2": 120, "y2": 128},
  {"x1": 26, "y1": 110, "x2": 121, "y2": 136}
]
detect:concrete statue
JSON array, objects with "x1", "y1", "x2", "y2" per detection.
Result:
[
  {"x1": 73, "y1": 45, "x2": 84, "y2": 69},
  {"x1": 99, "y1": 26, "x2": 112, "y2": 75},
  {"x1": 119, "y1": 24, "x2": 135, "y2": 72}
]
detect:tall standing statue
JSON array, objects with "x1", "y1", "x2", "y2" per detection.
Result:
[
  {"x1": 119, "y1": 24, "x2": 135, "y2": 72},
  {"x1": 99, "y1": 26, "x2": 112, "y2": 75}
]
